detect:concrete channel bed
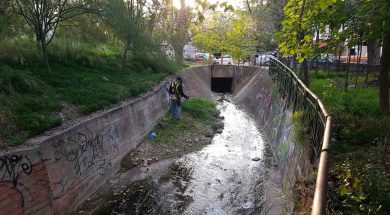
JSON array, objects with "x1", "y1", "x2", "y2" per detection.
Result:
[{"x1": 0, "y1": 65, "x2": 315, "y2": 214}]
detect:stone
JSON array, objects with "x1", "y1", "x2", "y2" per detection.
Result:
[
  {"x1": 205, "y1": 129, "x2": 214, "y2": 137},
  {"x1": 216, "y1": 129, "x2": 223, "y2": 134},
  {"x1": 252, "y1": 157, "x2": 261, "y2": 161},
  {"x1": 217, "y1": 121, "x2": 224, "y2": 129}
]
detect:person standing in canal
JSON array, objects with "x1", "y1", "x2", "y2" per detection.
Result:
[{"x1": 169, "y1": 77, "x2": 189, "y2": 119}]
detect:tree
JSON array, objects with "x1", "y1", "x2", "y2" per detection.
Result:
[
  {"x1": 380, "y1": 20, "x2": 390, "y2": 113},
  {"x1": 278, "y1": 0, "x2": 390, "y2": 112},
  {"x1": 155, "y1": 0, "x2": 235, "y2": 63},
  {"x1": 245, "y1": 0, "x2": 287, "y2": 52},
  {"x1": 11, "y1": 0, "x2": 91, "y2": 71},
  {"x1": 277, "y1": 0, "x2": 320, "y2": 85},
  {"x1": 102, "y1": 0, "x2": 158, "y2": 71},
  {"x1": 191, "y1": 10, "x2": 256, "y2": 63},
  {"x1": 0, "y1": 0, "x2": 11, "y2": 33},
  {"x1": 171, "y1": 0, "x2": 190, "y2": 62}
]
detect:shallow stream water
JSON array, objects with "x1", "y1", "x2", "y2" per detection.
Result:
[{"x1": 100, "y1": 96, "x2": 273, "y2": 215}]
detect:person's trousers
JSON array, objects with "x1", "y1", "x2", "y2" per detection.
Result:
[{"x1": 170, "y1": 99, "x2": 181, "y2": 119}]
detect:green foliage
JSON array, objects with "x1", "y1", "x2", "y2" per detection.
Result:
[
  {"x1": 278, "y1": 0, "x2": 390, "y2": 62},
  {"x1": 310, "y1": 72, "x2": 389, "y2": 144},
  {"x1": 0, "y1": 36, "x2": 40, "y2": 66},
  {"x1": 245, "y1": 0, "x2": 283, "y2": 52},
  {"x1": 292, "y1": 111, "x2": 308, "y2": 144},
  {"x1": 0, "y1": 58, "x2": 177, "y2": 148},
  {"x1": 182, "y1": 98, "x2": 219, "y2": 124},
  {"x1": 277, "y1": 0, "x2": 319, "y2": 62},
  {"x1": 328, "y1": 158, "x2": 390, "y2": 214},
  {"x1": 309, "y1": 72, "x2": 390, "y2": 214},
  {"x1": 191, "y1": 10, "x2": 256, "y2": 62},
  {"x1": 310, "y1": 75, "x2": 381, "y2": 117}
]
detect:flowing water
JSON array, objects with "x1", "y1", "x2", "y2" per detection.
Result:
[{"x1": 100, "y1": 96, "x2": 272, "y2": 215}]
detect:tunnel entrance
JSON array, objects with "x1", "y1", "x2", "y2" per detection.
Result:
[{"x1": 211, "y1": 77, "x2": 233, "y2": 93}]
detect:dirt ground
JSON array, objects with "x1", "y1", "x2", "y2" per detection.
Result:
[{"x1": 72, "y1": 114, "x2": 224, "y2": 215}]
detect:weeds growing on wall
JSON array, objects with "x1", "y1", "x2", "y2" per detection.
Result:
[{"x1": 292, "y1": 111, "x2": 309, "y2": 145}]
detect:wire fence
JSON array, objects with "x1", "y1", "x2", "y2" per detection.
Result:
[{"x1": 278, "y1": 58, "x2": 381, "y2": 88}]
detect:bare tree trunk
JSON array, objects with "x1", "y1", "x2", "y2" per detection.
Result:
[
  {"x1": 122, "y1": 46, "x2": 129, "y2": 72},
  {"x1": 345, "y1": 52, "x2": 352, "y2": 91},
  {"x1": 302, "y1": 59, "x2": 309, "y2": 86},
  {"x1": 368, "y1": 40, "x2": 381, "y2": 65},
  {"x1": 174, "y1": 46, "x2": 184, "y2": 62},
  {"x1": 337, "y1": 51, "x2": 342, "y2": 83},
  {"x1": 325, "y1": 53, "x2": 329, "y2": 77},
  {"x1": 315, "y1": 29, "x2": 319, "y2": 75},
  {"x1": 355, "y1": 44, "x2": 362, "y2": 88},
  {"x1": 37, "y1": 34, "x2": 50, "y2": 72},
  {"x1": 379, "y1": 31, "x2": 390, "y2": 113},
  {"x1": 42, "y1": 41, "x2": 50, "y2": 72},
  {"x1": 382, "y1": 125, "x2": 390, "y2": 167}
]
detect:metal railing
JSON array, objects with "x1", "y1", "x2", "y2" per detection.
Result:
[{"x1": 269, "y1": 58, "x2": 333, "y2": 215}]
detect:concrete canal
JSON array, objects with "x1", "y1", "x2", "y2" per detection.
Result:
[{"x1": 94, "y1": 96, "x2": 273, "y2": 215}]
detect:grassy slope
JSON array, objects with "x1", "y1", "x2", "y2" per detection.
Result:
[
  {"x1": 0, "y1": 61, "x2": 176, "y2": 148},
  {"x1": 309, "y1": 72, "x2": 390, "y2": 214}
]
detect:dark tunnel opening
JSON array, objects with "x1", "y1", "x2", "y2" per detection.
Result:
[{"x1": 211, "y1": 77, "x2": 233, "y2": 93}]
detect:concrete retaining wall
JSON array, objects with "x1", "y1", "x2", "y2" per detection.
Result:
[
  {"x1": 0, "y1": 83, "x2": 170, "y2": 215},
  {"x1": 233, "y1": 67, "x2": 313, "y2": 212}
]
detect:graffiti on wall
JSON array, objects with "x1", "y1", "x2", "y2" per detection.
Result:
[
  {"x1": 0, "y1": 154, "x2": 34, "y2": 212},
  {"x1": 255, "y1": 85, "x2": 300, "y2": 183},
  {"x1": 256, "y1": 87, "x2": 272, "y2": 124},
  {"x1": 52, "y1": 124, "x2": 119, "y2": 176},
  {"x1": 0, "y1": 154, "x2": 32, "y2": 186}
]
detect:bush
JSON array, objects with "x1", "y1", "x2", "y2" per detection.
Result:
[{"x1": 328, "y1": 159, "x2": 390, "y2": 214}]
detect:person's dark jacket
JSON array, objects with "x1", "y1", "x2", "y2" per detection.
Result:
[{"x1": 169, "y1": 82, "x2": 189, "y2": 100}]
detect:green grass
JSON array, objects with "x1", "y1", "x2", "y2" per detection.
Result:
[
  {"x1": 153, "y1": 98, "x2": 219, "y2": 145},
  {"x1": 307, "y1": 71, "x2": 390, "y2": 214},
  {"x1": 182, "y1": 98, "x2": 219, "y2": 123},
  {"x1": 0, "y1": 59, "x2": 179, "y2": 148},
  {"x1": 310, "y1": 72, "x2": 389, "y2": 143}
]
